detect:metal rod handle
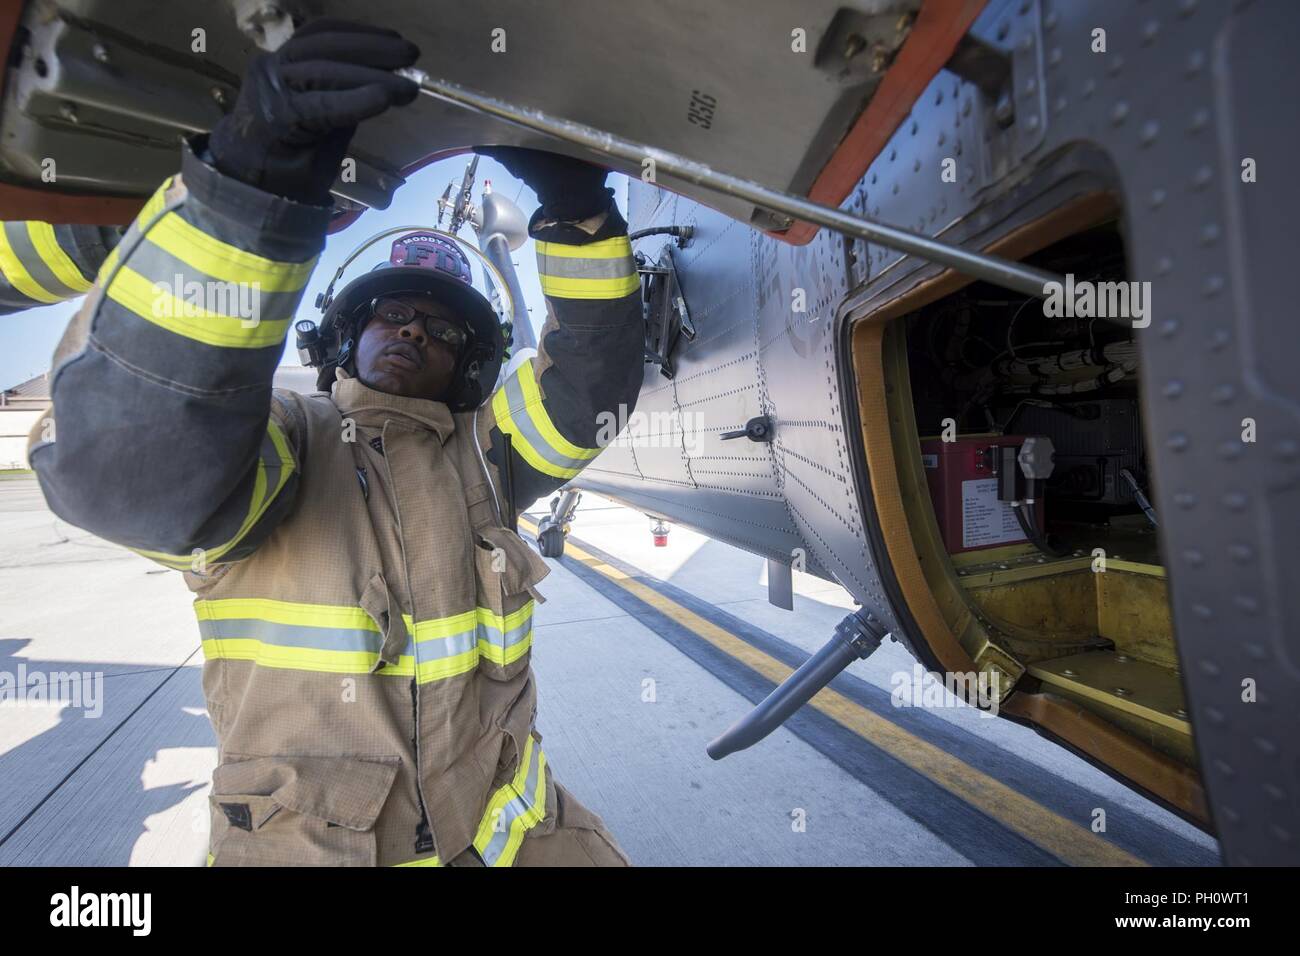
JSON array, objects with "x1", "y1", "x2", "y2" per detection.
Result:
[{"x1": 398, "y1": 67, "x2": 1065, "y2": 299}]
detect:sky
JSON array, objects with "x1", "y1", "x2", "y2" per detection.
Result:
[{"x1": 0, "y1": 158, "x2": 630, "y2": 389}]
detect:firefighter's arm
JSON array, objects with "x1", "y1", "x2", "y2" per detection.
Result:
[
  {"x1": 478, "y1": 185, "x2": 643, "y2": 513},
  {"x1": 26, "y1": 144, "x2": 328, "y2": 569},
  {"x1": 0, "y1": 222, "x2": 123, "y2": 314},
  {"x1": 27, "y1": 18, "x2": 418, "y2": 568}
]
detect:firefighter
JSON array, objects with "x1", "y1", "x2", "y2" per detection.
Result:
[{"x1": 20, "y1": 18, "x2": 642, "y2": 866}]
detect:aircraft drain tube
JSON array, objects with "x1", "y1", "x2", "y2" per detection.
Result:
[{"x1": 706, "y1": 609, "x2": 888, "y2": 759}]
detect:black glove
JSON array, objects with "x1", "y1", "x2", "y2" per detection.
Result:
[
  {"x1": 208, "y1": 18, "x2": 419, "y2": 205},
  {"x1": 475, "y1": 145, "x2": 612, "y2": 221}
]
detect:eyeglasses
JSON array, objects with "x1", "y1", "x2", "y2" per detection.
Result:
[{"x1": 370, "y1": 298, "x2": 467, "y2": 351}]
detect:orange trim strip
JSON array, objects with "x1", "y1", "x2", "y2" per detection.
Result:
[{"x1": 777, "y1": 0, "x2": 990, "y2": 246}]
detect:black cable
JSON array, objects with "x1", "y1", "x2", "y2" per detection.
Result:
[
  {"x1": 1014, "y1": 501, "x2": 1070, "y2": 557},
  {"x1": 501, "y1": 433, "x2": 516, "y2": 533},
  {"x1": 1120, "y1": 468, "x2": 1159, "y2": 528},
  {"x1": 629, "y1": 225, "x2": 693, "y2": 242}
]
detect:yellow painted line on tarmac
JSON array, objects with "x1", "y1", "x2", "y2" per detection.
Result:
[{"x1": 520, "y1": 517, "x2": 1144, "y2": 867}]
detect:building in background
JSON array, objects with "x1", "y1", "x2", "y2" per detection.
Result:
[
  {"x1": 1, "y1": 366, "x2": 318, "y2": 471},
  {"x1": 0, "y1": 373, "x2": 48, "y2": 469}
]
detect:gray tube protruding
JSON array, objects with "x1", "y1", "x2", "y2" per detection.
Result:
[
  {"x1": 706, "y1": 609, "x2": 887, "y2": 759},
  {"x1": 482, "y1": 233, "x2": 536, "y2": 351}
]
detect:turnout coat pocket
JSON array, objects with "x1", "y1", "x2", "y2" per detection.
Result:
[{"x1": 207, "y1": 755, "x2": 400, "y2": 867}]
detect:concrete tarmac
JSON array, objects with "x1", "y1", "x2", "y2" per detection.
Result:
[{"x1": 0, "y1": 478, "x2": 1219, "y2": 865}]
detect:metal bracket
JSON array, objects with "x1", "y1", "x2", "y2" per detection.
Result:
[
  {"x1": 766, "y1": 557, "x2": 794, "y2": 610},
  {"x1": 231, "y1": 1, "x2": 297, "y2": 52},
  {"x1": 638, "y1": 241, "x2": 696, "y2": 379},
  {"x1": 8, "y1": 15, "x2": 232, "y2": 153},
  {"x1": 967, "y1": 0, "x2": 1047, "y2": 185},
  {"x1": 945, "y1": 33, "x2": 1014, "y2": 120}
]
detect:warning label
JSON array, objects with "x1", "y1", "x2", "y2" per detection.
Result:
[{"x1": 961, "y1": 478, "x2": 1026, "y2": 549}]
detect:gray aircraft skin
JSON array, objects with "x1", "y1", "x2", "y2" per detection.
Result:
[{"x1": 1, "y1": 0, "x2": 1296, "y2": 865}]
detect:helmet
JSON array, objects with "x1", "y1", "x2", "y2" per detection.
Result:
[{"x1": 299, "y1": 228, "x2": 511, "y2": 411}]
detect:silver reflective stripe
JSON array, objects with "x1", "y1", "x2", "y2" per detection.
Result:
[
  {"x1": 477, "y1": 614, "x2": 532, "y2": 652},
  {"x1": 478, "y1": 738, "x2": 545, "y2": 867},
  {"x1": 502, "y1": 370, "x2": 590, "y2": 473},
  {"x1": 536, "y1": 251, "x2": 635, "y2": 281},
  {"x1": 415, "y1": 627, "x2": 477, "y2": 662},
  {"x1": 3, "y1": 221, "x2": 84, "y2": 300},
  {"x1": 198, "y1": 618, "x2": 380, "y2": 653},
  {"x1": 127, "y1": 237, "x2": 303, "y2": 324}
]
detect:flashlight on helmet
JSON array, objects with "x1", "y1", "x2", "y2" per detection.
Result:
[{"x1": 295, "y1": 319, "x2": 325, "y2": 368}]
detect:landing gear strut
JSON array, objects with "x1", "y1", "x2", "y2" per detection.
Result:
[{"x1": 536, "y1": 489, "x2": 580, "y2": 558}]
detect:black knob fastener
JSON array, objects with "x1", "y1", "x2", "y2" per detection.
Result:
[{"x1": 720, "y1": 415, "x2": 775, "y2": 443}]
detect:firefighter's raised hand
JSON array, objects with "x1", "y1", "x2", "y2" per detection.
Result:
[
  {"x1": 208, "y1": 18, "x2": 420, "y2": 205},
  {"x1": 475, "y1": 146, "x2": 612, "y2": 222}
]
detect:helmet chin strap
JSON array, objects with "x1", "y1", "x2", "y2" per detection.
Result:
[{"x1": 337, "y1": 336, "x2": 356, "y2": 373}]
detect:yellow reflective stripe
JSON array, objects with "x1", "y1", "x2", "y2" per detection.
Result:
[
  {"x1": 406, "y1": 610, "x2": 480, "y2": 681},
  {"x1": 27, "y1": 222, "x2": 92, "y2": 293},
  {"x1": 142, "y1": 178, "x2": 173, "y2": 218},
  {"x1": 515, "y1": 360, "x2": 602, "y2": 463},
  {"x1": 134, "y1": 420, "x2": 295, "y2": 568},
  {"x1": 491, "y1": 387, "x2": 581, "y2": 480},
  {"x1": 408, "y1": 609, "x2": 476, "y2": 639},
  {"x1": 416, "y1": 655, "x2": 477, "y2": 683},
  {"x1": 197, "y1": 637, "x2": 402, "y2": 674},
  {"x1": 538, "y1": 272, "x2": 640, "y2": 300},
  {"x1": 99, "y1": 244, "x2": 120, "y2": 281},
  {"x1": 476, "y1": 603, "x2": 533, "y2": 666},
  {"x1": 473, "y1": 735, "x2": 547, "y2": 866},
  {"x1": 536, "y1": 235, "x2": 639, "y2": 300},
  {"x1": 194, "y1": 596, "x2": 419, "y2": 676},
  {"x1": 97, "y1": 178, "x2": 313, "y2": 347},
  {"x1": 491, "y1": 359, "x2": 601, "y2": 481},
  {"x1": 0, "y1": 227, "x2": 61, "y2": 303},
  {"x1": 89, "y1": 177, "x2": 166, "y2": 286},
  {"x1": 476, "y1": 603, "x2": 534, "y2": 632},
  {"x1": 104, "y1": 264, "x2": 289, "y2": 349},
  {"x1": 212, "y1": 849, "x2": 448, "y2": 867},
  {"x1": 195, "y1": 597, "x2": 377, "y2": 631},
  {"x1": 403, "y1": 613, "x2": 480, "y2": 681},
  {"x1": 477, "y1": 640, "x2": 530, "y2": 668},
  {"x1": 534, "y1": 236, "x2": 633, "y2": 259},
  {"x1": 193, "y1": 597, "x2": 523, "y2": 682},
  {"x1": 148, "y1": 212, "x2": 316, "y2": 292}
]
